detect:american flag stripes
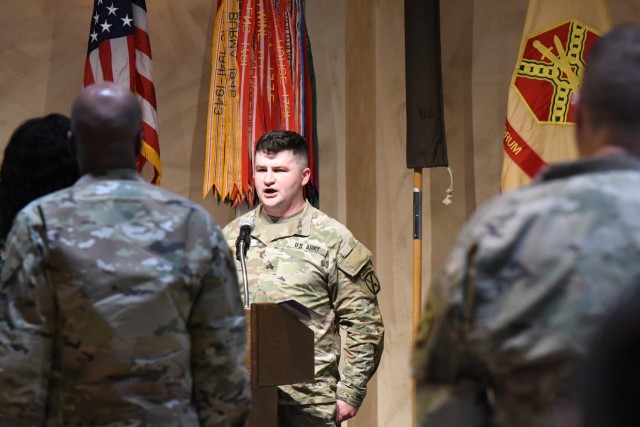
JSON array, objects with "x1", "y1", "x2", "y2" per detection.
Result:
[{"x1": 84, "y1": 0, "x2": 162, "y2": 184}]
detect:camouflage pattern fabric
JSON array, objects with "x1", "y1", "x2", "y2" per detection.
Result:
[
  {"x1": 223, "y1": 201, "x2": 384, "y2": 409},
  {"x1": 0, "y1": 238, "x2": 5, "y2": 276},
  {"x1": 277, "y1": 401, "x2": 335, "y2": 427},
  {"x1": 0, "y1": 169, "x2": 251, "y2": 426},
  {"x1": 413, "y1": 155, "x2": 640, "y2": 427}
]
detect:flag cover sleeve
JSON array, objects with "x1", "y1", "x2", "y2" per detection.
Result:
[{"x1": 405, "y1": 0, "x2": 448, "y2": 169}]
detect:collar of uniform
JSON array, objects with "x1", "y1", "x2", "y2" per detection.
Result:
[
  {"x1": 251, "y1": 201, "x2": 312, "y2": 243},
  {"x1": 77, "y1": 168, "x2": 145, "y2": 185},
  {"x1": 535, "y1": 154, "x2": 640, "y2": 183}
]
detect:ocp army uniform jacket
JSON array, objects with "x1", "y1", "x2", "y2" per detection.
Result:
[
  {"x1": 223, "y1": 201, "x2": 384, "y2": 408},
  {"x1": 413, "y1": 155, "x2": 640, "y2": 427},
  {"x1": 0, "y1": 169, "x2": 251, "y2": 426}
]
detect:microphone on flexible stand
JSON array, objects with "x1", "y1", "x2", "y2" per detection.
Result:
[{"x1": 235, "y1": 219, "x2": 254, "y2": 308}]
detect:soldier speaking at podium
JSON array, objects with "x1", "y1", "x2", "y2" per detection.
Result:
[{"x1": 223, "y1": 130, "x2": 384, "y2": 426}]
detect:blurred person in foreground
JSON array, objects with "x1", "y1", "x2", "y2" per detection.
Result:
[
  {"x1": 574, "y1": 284, "x2": 640, "y2": 427},
  {"x1": 223, "y1": 130, "x2": 384, "y2": 426},
  {"x1": 0, "y1": 113, "x2": 79, "y2": 269},
  {"x1": 0, "y1": 82, "x2": 251, "y2": 426},
  {"x1": 413, "y1": 24, "x2": 640, "y2": 427}
]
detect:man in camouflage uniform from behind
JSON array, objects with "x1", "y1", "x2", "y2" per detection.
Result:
[
  {"x1": 223, "y1": 130, "x2": 384, "y2": 426},
  {"x1": 0, "y1": 82, "x2": 251, "y2": 426},
  {"x1": 413, "y1": 24, "x2": 640, "y2": 427}
]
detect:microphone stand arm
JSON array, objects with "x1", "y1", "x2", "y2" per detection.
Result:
[{"x1": 238, "y1": 239, "x2": 250, "y2": 308}]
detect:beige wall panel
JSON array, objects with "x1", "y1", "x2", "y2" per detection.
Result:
[
  {"x1": 1, "y1": 1, "x2": 55, "y2": 143},
  {"x1": 2, "y1": 1, "x2": 640, "y2": 426},
  {"x1": 344, "y1": 1, "x2": 378, "y2": 426},
  {"x1": 373, "y1": 2, "x2": 414, "y2": 427},
  {"x1": 345, "y1": 0, "x2": 376, "y2": 252},
  {"x1": 612, "y1": 0, "x2": 640, "y2": 20},
  {"x1": 46, "y1": 2, "x2": 93, "y2": 115},
  {"x1": 431, "y1": 0, "x2": 477, "y2": 274},
  {"x1": 306, "y1": 0, "x2": 346, "y2": 222},
  {"x1": 471, "y1": 0, "x2": 528, "y2": 206}
]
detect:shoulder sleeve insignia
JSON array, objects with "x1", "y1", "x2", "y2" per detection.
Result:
[{"x1": 355, "y1": 263, "x2": 381, "y2": 298}]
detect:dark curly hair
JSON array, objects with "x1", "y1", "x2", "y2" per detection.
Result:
[{"x1": 0, "y1": 113, "x2": 80, "y2": 238}]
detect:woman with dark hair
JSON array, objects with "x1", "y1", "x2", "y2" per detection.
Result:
[{"x1": 0, "y1": 113, "x2": 80, "y2": 268}]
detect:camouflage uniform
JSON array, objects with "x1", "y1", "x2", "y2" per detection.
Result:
[
  {"x1": 413, "y1": 155, "x2": 640, "y2": 427},
  {"x1": 223, "y1": 201, "x2": 384, "y2": 423},
  {"x1": 0, "y1": 238, "x2": 5, "y2": 275},
  {"x1": 0, "y1": 169, "x2": 251, "y2": 426}
]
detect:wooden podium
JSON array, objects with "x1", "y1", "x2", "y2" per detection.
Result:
[{"x1": 245, "y1": 302, "x2": 315, "y2": 427}]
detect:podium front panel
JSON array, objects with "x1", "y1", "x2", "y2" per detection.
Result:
[{"x1": 249, "y1": 303, "x2": 315, "y2": 387}]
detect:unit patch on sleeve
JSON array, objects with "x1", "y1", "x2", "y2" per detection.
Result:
[{"x1": 357, "y1": 264, "x2": 381, "y2": 298}]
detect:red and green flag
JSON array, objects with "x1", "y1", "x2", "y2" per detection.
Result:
[{"x1": 204, "y1": 0, "x2": 318, "y2": 206}]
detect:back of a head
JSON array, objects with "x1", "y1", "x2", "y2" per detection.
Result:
[
  {"x1": 70, "y1": 83, "x2": 143, "y2": 174},
  {"x1": 580, "y1": 24, "x2": 640, "y2": 141},
  {"x1": 255, "y1": 130, "x2": 309, "y2": 167},
  {"x1": 0, "y1": 114, "x2": 80, "y2": 238},
  {"x1": 577, "y1": 286, "x2": 640, "y2": 427}
]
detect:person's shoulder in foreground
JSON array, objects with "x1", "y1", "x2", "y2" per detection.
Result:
[
  {"x1": 575, "y1": 284, "x2": 640, "y2": 427},
  {"x1": 413, "y1": 23, "x2": 640, "y2": 427}
]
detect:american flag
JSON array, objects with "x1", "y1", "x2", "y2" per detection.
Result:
[{"x1": 84, "y1": 0, "x2": 162, "y2": 184}]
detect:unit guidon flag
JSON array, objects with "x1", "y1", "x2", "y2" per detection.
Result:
[{"x1": 501, "y1": 0, "x2": 611, "y2": 191}]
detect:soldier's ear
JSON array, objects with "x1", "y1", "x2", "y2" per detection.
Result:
[
  {"x1": 573, "y1": 93, "x2": 582, "y2": 126},
  {"x1": 300, "y1": 167, "x2": 311, "y2": 187},
  {"x1": 574, "y1": 93, "x2": 588, "y2": 155},
  {"x1": 67, "y1": 130, "x2": 77, "y2": 156}
]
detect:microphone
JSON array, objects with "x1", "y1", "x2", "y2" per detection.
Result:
[
  {"x1": 235, "y1": 219, "x2": 254, "y2": 308},
  {"x1": 235, "y1": 219, "x2": 254, "y2": 261}
]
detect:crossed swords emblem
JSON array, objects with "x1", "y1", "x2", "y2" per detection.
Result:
[{"x1": 516, "y1": 22, "x2": 593, "y2": 123}]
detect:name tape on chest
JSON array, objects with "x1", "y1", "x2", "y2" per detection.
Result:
[{"x1": 286, "y1": 241, "x2": 328, "y2": 256}]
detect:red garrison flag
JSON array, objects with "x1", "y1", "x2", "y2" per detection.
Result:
[
  {"x1": 501, "y1": 0, "x2": 611, "y2": 191},
  {"x1": 83, "y1": 0, "x2": 162, "y2": 184}
]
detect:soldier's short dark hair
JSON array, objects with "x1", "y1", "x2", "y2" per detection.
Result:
[
  {"x1": 255, "y1": 130, "x2": 309, "y2": 167},
  {"x1": 581, "y1": 24, "x2": 640, "y2": 132}
]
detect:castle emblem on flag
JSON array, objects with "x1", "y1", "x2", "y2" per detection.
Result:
[{"x1": 513, "y1": 20, "x2": 601, "y2": 124}]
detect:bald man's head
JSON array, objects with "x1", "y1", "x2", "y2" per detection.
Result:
[{"x1": 70, "y1": 82, "x2": 143, "y2": 174}]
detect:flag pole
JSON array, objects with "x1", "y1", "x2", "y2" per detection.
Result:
[
  {"x1": 412, "y1": 167, "x2": 423, "y2": 427},
  {"x1": 412, "y1": 168, "x2": 423, "y2": 334}
]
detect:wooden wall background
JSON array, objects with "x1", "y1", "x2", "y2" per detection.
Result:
[{"x1": 1, "y1": 1, "x2": 639, "y2": 425}]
